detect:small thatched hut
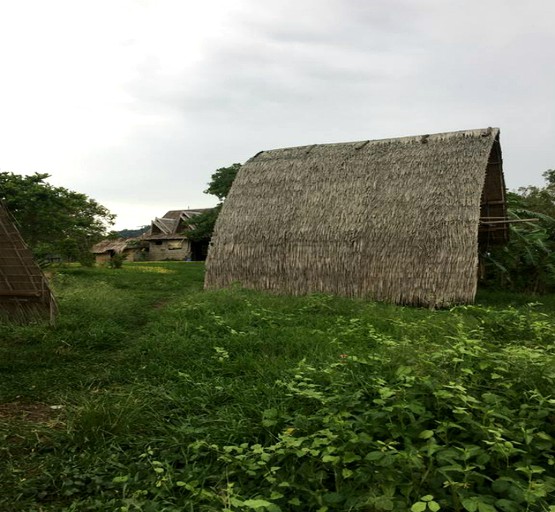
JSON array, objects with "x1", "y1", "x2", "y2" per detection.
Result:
[
  {"x1": 0, "y1": 201, "x2": 57, "y2": 322},
  {"x1": 91, "y1": 238, "x2": 148, "y2": 264},
  {"x1": 205, "y1": 128, "x2": 507, "y2": 307}
]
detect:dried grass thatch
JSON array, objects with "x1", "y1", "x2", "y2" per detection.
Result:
[
  {"x1": 91, "y1": 238, "x2": 145, "y2": 254},
  {"x1": 0, "y1": 201, "x2": 57, "y2": 323},
  {"x1": 205, "y1": 128, "x2": 507, "y2": 307}
]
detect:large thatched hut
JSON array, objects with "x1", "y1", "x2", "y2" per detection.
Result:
[
  {"x1": 205, "y1": 128, "x2": 507, "y2": 307},
  {"x1": 0, "y1": 201, "x2": 57, "y2": 322}
]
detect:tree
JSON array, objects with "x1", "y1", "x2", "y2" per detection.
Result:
[
  {"x1": 188, "y1": 163, "x2": 241, "y2": 242},
  {"x1": 513, "y1": 169, "x2": 555, "y2": 219},
  {"x1": 0, "y1": 172, "x2": 115, "y2": 264},
  {"x1": 204, "y1": 163, "x2": 242, "y2": 201}
]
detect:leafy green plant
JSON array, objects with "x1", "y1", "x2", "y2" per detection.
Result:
[
  {"x1": 483, "y1": 170, "x2": 555, "y2": 293},
  {"x1": 108, "y1": 252, "x2": 127, "y2": 269},
  {"x1": 483, "y1": 208, "x2": 555, "y2": 293}
]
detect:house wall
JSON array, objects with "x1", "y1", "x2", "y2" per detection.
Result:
[
  {"x1": 148, "y1": 240, "x2": 191, "y2": 261},
  {"x1": 95, "y1": 253, "x2": 112, "y2": 264},
  {"x1": 95, "y1": 249, "x2": 145, "y2": 264},
  {"x1": 125, "y1": 248, "x2": 147, "y2": 262}
]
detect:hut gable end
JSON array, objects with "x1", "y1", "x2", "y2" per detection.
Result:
[
  {"x1": 144, "y1": 209, "x2": 212, "y2": 240},
  {"x1": 0, "y1": 201, "x2": 57, "y2": 322},
  {"x1": 205, "y1": 128, "x2": 507, "y2": 307}
]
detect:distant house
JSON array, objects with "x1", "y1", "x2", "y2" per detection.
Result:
[
  {"x1": 143, "y1": 209, "x2": 211, "y2": 261},
  {"x1": 91, "y1": 238, "x2": 148, "y2": 264}
]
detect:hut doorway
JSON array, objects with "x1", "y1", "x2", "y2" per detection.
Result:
[{"x1": 190, "y1": 240, "x2": 209, "y2": 261}]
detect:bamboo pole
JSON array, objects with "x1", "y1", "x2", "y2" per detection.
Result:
[{"x1": 480, "y1": 218, "x2": 538, "y2": 225}]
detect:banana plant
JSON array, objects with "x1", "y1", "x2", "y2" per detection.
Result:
[{"x1": 482, "y1": 206, "x2": 555, "y2": 293}]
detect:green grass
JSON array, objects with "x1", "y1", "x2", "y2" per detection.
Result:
[{"x1": 0, "y1": 262, "x2": 554, "y2": 511}]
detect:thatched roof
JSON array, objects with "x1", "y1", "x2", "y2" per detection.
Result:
[
  {"x1": 0, "y1": 201, "x2": 57, "y2": 322},
  {"x1": 143, "y1": 209, "x2": 211, "y2": 241},
  {"x1": 162, "y1": 209, "x2": 212, "y2": 220},
  {"x1": 205, "y1": 128, "x2": 507, "y2": 307},
  {"x1": 91, "y1": 238, "x2": 146, "y2": 254}
]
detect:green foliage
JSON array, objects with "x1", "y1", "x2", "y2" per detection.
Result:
[
  {"x1": 188, "y1": 163, "x2": 241, "y2": 242},
  {"x1": 205, "y1": 163, "x2": 242, "y2": 201},
  {"x1": 108, "y1": 252, "x2": 127, "y2": 269},
  {"x1": 184, "y1": 304, "x2": 555, "y2": 510},
  {"x1": 0, "y1": 172, "x2": 115, "y2": 262},
  {"x1": 0, "y1": 264, "x2": 554, "y2": 510},
  {"x1": 483, "y1": 171, "x2": 555, "y2": 292},
  {"x1": 514, "y1": 169, "x2": 555, "y2": 220},
  {"x1": 187, "y1": 205, "x2": 221, "y2": 242},
  {"x1": 483, "y1": 204, "x2": 555, "y2": 292}
]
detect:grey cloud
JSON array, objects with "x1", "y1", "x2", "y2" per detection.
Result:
[{"x1": 84, "y1": 0, "x2": 555, "y2": 226}]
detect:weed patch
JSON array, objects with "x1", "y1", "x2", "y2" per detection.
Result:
[{"x1": 0, "y1": 263, "x2": 554, "y2": 510}]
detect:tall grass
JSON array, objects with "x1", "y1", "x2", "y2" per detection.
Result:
[{"x1": 0, "y1": 262, "x2": 554, "y2": 511}]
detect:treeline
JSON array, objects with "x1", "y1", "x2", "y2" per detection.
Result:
[
  {"x1": 115, "y1": 226, "x2": 150, "y2": 239},
  {"x1": 0, "y1": 172, "x2": 114, "y2": 265}
]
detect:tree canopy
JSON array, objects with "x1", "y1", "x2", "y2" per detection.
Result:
[
  {"x1": 0, "y1": 172, "x2": 115, "y2": 264},
  {"x1": 512, "y1": 169, "x2": 555, "y2": 219},
  {"x1": 204, "y1": 163, "x2": 242, "y2": 201},
  {"x1": 188, "y1": 163, "x2": 241, "y2": 242}
]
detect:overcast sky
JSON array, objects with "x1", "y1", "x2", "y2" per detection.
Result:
[{"x1": 1, "y1": 0, "x2": 554, "y2": 229}]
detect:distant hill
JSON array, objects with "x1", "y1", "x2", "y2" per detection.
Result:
[{"x1": 116, "y1": 226, "x2": 149, "y2": 238}]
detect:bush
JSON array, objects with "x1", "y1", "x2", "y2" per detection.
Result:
[{"x1": 107, "y1": 253, "x2": 126, "y2": 269}]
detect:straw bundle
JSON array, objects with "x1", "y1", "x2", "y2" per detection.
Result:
[
  {"x1": 205, "y1": 128, "x2": 506, "y2": 307},
  {"x1": 0, "y1": 202, "x2": 57, "y2": 323}
]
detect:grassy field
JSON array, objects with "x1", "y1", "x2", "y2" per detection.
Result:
[{"x1": 0, "y1": 262, "x2": 554, "y2": 511}]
